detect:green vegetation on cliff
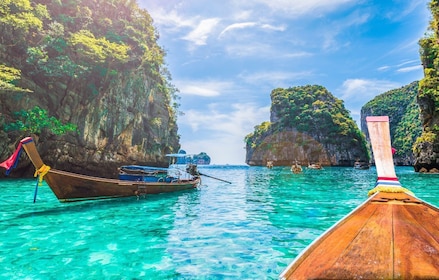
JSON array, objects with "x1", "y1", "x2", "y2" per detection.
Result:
[
  {"x1": 270, "y1": 85, "x2": 360, "y2": 139},
  {"x1": 4, "y1": 106, "x2": 78, "y2": 135},
  {"x1": 0, "y1": 0, "x2": 178, "y2": 135},
  {"x1": 245, "y1": 85, "x2": 368, "y2": 166},
  {"x1": 413, "y1": 0, "x2": 439, "y2": 171},
  {"x1": 0, "y1": 0, "x2": 166, "y2": 88},
  {"x1": 361, "y1": 82, "x2": 421, "y2": 161}
]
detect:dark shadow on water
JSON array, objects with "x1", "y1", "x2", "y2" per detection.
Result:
[{"x1": 5, "y1": 189, "x2": 197, "y2": 221}]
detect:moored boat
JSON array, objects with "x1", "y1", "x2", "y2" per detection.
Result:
[
  {"x1": 266, "y1": 161, "x2": 274, "y2": 169},
  {"x1": 307, "y1": 163, "x2": 322, "y2": 169},
  {"x1": 1, "y1": 137, "x2": 200, "y2": 202},
  {"x1": 291, "y1": 162, "x2": 302, "y2": 174},
  {"x1": 280, "y1": 116, "x2": 439, "y2": 279},
  {"x1": 353, "y1": 161, "x2": 370, "y2": 170}
]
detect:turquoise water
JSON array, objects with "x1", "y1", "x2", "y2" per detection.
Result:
[{"x1": 1, "y1": 166, "x2": 439, "y2": 279}]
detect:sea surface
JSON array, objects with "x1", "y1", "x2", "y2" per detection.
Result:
[{"x1": 1, "y1": 165, "x2": 439, "y2": 279}]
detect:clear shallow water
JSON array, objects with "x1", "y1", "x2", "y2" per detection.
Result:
[{"x1": 1, "y1": 166, "x2": 439, "y2": 279}]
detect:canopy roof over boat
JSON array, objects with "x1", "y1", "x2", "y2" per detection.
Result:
[
  {"x1": 165, "y1": 153, "x2": 194, "y2": 158},
  {"x1": 119, "y1": 165, "x2": 168, "y2": 171}
]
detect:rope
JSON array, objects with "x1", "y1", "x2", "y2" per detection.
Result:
[
  {"x1": 367, "y1": 177, "x2": 414, "y2": 196},
  {"x1": 34, "y1": 164, "x2": 51, "y2": 186},
  {"x1": 368, "y1": 186, "x2": 414, "y2": 196}
]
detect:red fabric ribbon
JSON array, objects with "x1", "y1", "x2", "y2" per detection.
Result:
[
  {"x1": 0, "y1": 142, "x2": 23, "y2": 174},
  {"x1": 0, "y1": 137, "x2": 33, "y2": 175}
]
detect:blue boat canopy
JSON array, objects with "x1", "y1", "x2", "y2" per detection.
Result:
[{"x1": 120, "y1": 165, "x2": 168, "y2": 172}]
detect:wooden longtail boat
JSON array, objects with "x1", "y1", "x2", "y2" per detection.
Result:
[
  {"x1": 13, "y1": 137, "x2": 200, "y2": 202},
  {"x1": 280, "y1": 116, "x2": 439, "y2": 279}
]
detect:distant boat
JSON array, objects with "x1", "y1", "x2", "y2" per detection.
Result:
[
  {"x1": 1, "y1": 137, "x2": 200, "y2": 202},
  {"x1": 291, "y1": 162, "x2": 302, "y2": 174},
  {"x1": 353, "y1": 161, "x2": 370, "y2": 170},
  {"x1": 279, "y1": 116, "x2": 439, "y2": 279},
  {"x1": 307, "y1": 163, "x2": 322, "y2": 169},
  {"x1": 266, "y1": 161, "x2": 273, "y2": 169}
]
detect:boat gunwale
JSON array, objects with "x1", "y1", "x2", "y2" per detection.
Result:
[
  {"x1": 47, "y1": 168, "x2": 201, "y2": 186},
  {"x1": 279, "y1": 192, "x2": 380, "y2": 279},
  {"x1": 279, "y1": 190, "x2": 439, "y2": 279}
]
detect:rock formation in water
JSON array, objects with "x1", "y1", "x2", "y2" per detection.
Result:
[
  {"x1": 360, "y1": 81, "x2": 421, "y2": 166},
  {"x1": 245, "y1": 85, "x2": 369, "y2": 166},
  {"x1": 0, "y1": 0, "x2": 180, "y2": 178},
  {"x1": 411, "y1": 0, "x2": 439, "y2": 173}
]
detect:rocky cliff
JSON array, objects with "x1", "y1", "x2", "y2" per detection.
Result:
[
  {"x1": 360, "y1": 81, "x2": 421, "y2": 166},
  {"x1": 245, "y1": 85, "x2": 369, "y2": 166},
  {"x1": 413, "y1": 0, "x2": 439, "y2": 172},
  {"x1": 0, "y1": 71, "x2": 179, "y2": 178},
  {"x1": 0, "y1": 0, "x2": 180, "y2": 178}
]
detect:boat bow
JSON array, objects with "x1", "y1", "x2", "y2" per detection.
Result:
[{"x1": 279, "y1": 116, "x2": 439, "y2": 279}]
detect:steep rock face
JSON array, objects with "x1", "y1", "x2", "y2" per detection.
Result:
[
  {"x1": 246, "y1": 130, "x2": 325, "y2": 166},
  {"x1": 0, "y1": 70, "x2": 179, "y2": 178},
  {"x1": 413, "y1": 0, "x2": 439, "y2": 173},
  {"x1": 360, "y1": 81, "x2": 421, "y2": 166},
  {"x1": 245, "y1": 85, "x2": 369, "y2": 166},
  {"x1": 413, "y1": 85, "x2": 439, "y2": 172}
]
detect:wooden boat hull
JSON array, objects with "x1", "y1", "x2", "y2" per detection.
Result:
[
  {"x1": 280, "y1": 191, "x2": 439, "y2": 279},
  {"x1": 18, "y1": 137, "x2": 200, "y2": 202},
  {"x1": 44, "y1": 169, "x2": 200, "y2": 202}
]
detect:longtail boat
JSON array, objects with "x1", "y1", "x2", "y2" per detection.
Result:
[
  {"x1": 1, "y1": 137, "x2": 200, "y2": 202},
  {"x1": 280, "y1": 116, "x2": 439, "y2": 279}
]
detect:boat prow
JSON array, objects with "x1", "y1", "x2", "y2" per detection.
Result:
[{"x1": 280, "y1": 116, "x2": 439, "y2": 279}]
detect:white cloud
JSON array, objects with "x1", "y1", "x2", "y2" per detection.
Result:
[
  {"x1": 377, "y1": 66, "x2": 390, "y2": 71},
  {"x1": 219, "y1": 22, "x2": 258, "y2": 37},
  {"x1": 339, "y1": 78, "x2": 401, "y2": 101},
  {"x1": 377, "y1": 60, "x2": 422, "y2": 73},
  {"x1": 224, "y1": 42, "x2": 272, "y2": 56},
  {"x1": 260, "y1": 23, "x2": 286, "y2": 31},
  {"x1": 397, "y1": 65, "x2": 422, "y2": 73},
  {"x1": 182, "y1": 18, "x2": 221, "y2": 46},
  {"x1": 224, "y1": 42, "x2": 312, "y2": 58},
  {"x1": 219, "y1": 21, "x2": 286, "y2": 39},
  {"x1": 176, "y1": 80, "x2": 234, "y2": 97},
  {"x1": 233, "y1": 10, "x2": 253, "y2": 21},
  {"x1": 397, "y1": 59, "x2": 420, "y2": 67},
  {"x1": 144, "y1": 6, "x2": 194, "y2": 31},
  {"x1": 239, "y1": 70, "x2": 313, "y2": 87},
  {"x1": 337, "y1": 78, "x2": 402, "y2": 124},
  {"x1": 395, "y1": 59, "x2": 422, "y2": 73}
]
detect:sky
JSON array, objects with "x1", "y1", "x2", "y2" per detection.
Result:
[{"x1": 138, "y1": 0, "x2": 430, "y2": 165}]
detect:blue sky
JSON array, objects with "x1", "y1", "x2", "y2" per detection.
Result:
[{"x1": 138, "y1": 0, "x2": 429, "y2": 165}]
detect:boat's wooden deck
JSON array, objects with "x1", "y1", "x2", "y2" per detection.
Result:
[{"x1": 281, "y1": 192, "x2": 439, "y2": 279}]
